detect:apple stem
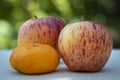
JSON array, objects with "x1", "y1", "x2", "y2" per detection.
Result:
[
  {"x1": 34, "y1": 16, "x2": 38, "y2": 19},
  {"x1": 81, "y1": 15, "x2": 85, "y2": 21}
]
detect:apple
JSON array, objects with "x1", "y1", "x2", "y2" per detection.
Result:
[
  {"x1": 18, "y1": 16, "x2": 65, "y2": 48},
  {"x1": 58, "y1": 21, "x2": 112, "y2": 72}
]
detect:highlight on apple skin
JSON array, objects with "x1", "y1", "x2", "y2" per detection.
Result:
[
  {"x1": 18, "y1": 16, "x2": 65, "y2": 48},
  {"x1": 58, "y1": 21, "x2": 112, "y2": 72}
]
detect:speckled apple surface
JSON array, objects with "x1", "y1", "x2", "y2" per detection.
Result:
[
  {"x1": 58, "y1": 21, "x2": 112, "y2": 71},
  {"x1": 18, "y1": 17, "x2": 65, "y2": 48}
]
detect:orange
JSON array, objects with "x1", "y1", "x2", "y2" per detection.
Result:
[{"x1": 10, "y1": 43, "x2": 59, "y2": 74}]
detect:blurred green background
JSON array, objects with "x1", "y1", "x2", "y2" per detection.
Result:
[{"x1": 0, "y1": 0, "x2": 120, "y2": 49}]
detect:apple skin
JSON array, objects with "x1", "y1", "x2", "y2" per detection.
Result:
[
  {"x1": 18, "y1": 17, "x2": 65, "y2": 48},
  {"x1": 58, "y1": 21, "x2": 112, "y2": 72}
]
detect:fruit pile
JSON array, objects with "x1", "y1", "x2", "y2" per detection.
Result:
[{"x1": 9, "y1": 16, "x2": 112, "y2": 74}]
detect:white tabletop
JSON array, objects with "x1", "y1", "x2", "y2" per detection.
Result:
[{"x1": 0, "y1": 49, "x2": 120, "y2": 80}]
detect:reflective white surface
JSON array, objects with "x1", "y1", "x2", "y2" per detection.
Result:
[{"x1": 0, "y1": 49, "x2": 120, "y2": 80}]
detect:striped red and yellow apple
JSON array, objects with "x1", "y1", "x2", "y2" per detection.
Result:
[
  {"x1": 18, "y1": 16, "x2": 65, "y2": 48},
  {"x1": 58, "y1": 21, "x2": 112, "y2": 72}
]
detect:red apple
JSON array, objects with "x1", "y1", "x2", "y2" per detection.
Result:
[
  {"x1": 58, "y1": 21, "x2": 112, "y2": 72},
  {"x1": 18, "y1": 16, "x2": 65, "y2": 48}
]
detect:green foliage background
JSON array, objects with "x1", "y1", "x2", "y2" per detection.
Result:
[{"x1": 0, "y1": 0, "x2": 120, "y2": 49}]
